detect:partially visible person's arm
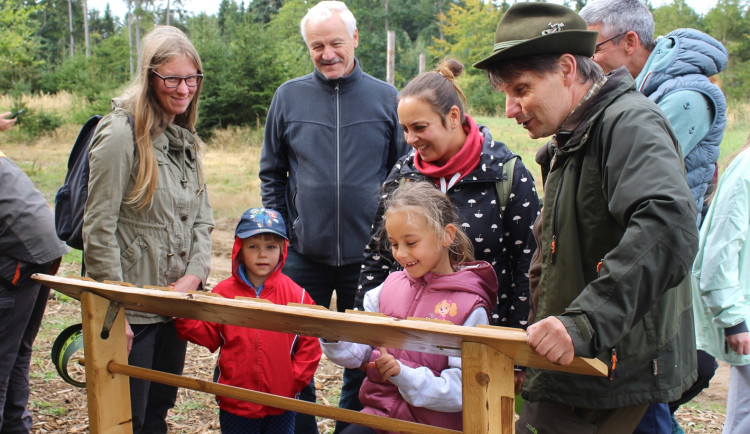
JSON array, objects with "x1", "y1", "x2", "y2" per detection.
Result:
[
  {"x1": 83, "y1": 114, "x2": 134, "y2": 283},
  {"x1": 291, "y1": 289, "x2": 323, "y2": 393},
  {"x1": 0, "y1": 112, "x2": 17, "y2": 131},
  {"x1": 694, "y1": 156, "x2": 750, "y2": 356}
]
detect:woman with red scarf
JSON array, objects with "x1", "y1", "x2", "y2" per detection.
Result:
[{"x1": 348, "y1": 59, "x2": 540, "y2": 405}]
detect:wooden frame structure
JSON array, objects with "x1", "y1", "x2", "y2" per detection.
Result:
[{"x1": 34, "y1": 274, "x2": 607, "y2": 434}]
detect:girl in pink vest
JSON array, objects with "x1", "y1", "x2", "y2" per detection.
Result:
[{"x1": 322, "y1": 181, "x2": 498, "y2": 433}]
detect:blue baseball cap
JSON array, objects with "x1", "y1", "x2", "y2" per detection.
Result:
[{"x1": 235, "y1": 208, "x2": 288, "y2": 240}]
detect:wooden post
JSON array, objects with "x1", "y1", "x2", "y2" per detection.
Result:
[
  {"x1": 387, "y1": 30, "x2": 395, "y2": 85},
  {"x1": 462, "y1": 341, "x2": 515, "y2": 434},
  {"x1": 80, "y1": 291, "x2": 132, "y2": 433}
]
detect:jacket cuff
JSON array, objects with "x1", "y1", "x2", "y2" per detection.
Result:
[
  {"x1": 558, "y1": 314, "x2": 595, "y2": 357},
  {"x1": 725, "y1": 321, "x2": 748, "y2": 337}
]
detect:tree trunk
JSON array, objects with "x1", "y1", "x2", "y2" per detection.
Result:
[
  {"x1": 68, "y1": 0, "x2": 75, "y2": 57},
  {"x1": 83, "y1": 0, "x2": 90, "y2": 57},
  {"x1": 165, "y1": 0, "x2": 171, "y2": 26},
  {"x1": 135, "y1": 0, "x2": 142, "y2": 57},
  {"x1": 128, "y1": 0, "x2": 134, "y2": 77}
]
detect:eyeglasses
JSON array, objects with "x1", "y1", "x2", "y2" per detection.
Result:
[
  {"x1": 152, "y1": 71, "x2": 204, "y2": 88},
  {"x1": 595, "y1": 32, "x2": 627, "y2": 53}
]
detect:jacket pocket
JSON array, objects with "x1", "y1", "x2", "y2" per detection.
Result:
[{"x1": 121, "y1": 236, "x2": 148, "y2": 272}]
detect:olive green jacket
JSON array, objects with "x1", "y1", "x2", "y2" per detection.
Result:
[
  {"x1": 83, "y1": 108, "x2": 214, "y2": 324},
  {"x1": 524, "y1": 68, "x2": 698, "y2": 408}
]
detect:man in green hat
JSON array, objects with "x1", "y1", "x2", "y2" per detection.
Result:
[{"x1": 475, "y1": 3, "x2": 699, "y2": 432}]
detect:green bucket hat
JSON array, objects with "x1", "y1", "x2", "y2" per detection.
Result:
[{"x1": 474, "y1": 2, "x2": 599, "y2": 70}]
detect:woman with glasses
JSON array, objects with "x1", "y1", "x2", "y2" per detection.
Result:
[{"x1": 83, "y1": 25, "x2": 213, "y2": 433}]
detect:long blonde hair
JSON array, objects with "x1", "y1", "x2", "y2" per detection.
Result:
[{"x1": 118, "y1": 26, "x2": 204, "y2": 210}]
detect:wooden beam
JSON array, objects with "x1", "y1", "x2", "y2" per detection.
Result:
[
  {"x1": 108, "y1": 362, "x2": 459, "y2": 434},
  {"x1": 34, "y1": 274, "x2": 607, "y2": 378}
]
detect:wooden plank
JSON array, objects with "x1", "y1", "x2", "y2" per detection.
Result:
[
  {"x1": 288, "y1": 302, "x2": 327, "y2": 310},
  {"x1": 236, "y1": 296, "x2": 272, "y2": 303},
  {"x1": 33, "y1": 274, "x2": 608, "y2": 377},
  {"x1": 345, "y1": 309, "x2": 388, "y2": 317},
  {"x1": 462, "y1": 342, "x2": 514, "y2": 434},
  {"x1": 143, "y1": 285, "x2": 174, "y2": 291},
  {"x1": 407, "y1": 316, "x2": 452, "y2": 325},
  {"x1": 108, "y1": 362, "x2": 460, "y2": 434},
  {"x1": 80, "y1": 292, "x2": 132, "y2": 433}
]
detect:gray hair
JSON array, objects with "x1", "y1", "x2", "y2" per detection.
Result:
[
  {"x1": 580, "y1": 0, "x2": 655, "y2": 50},
  {"x1": 300, "y1": 1, "x2": 357, "y2": 44},
  {"x1": 486, "y1": 54, "x2": 605, "y2": 89}
]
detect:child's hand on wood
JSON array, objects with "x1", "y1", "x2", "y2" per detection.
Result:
[{"x1": 368, "y1": 347, "x2": 401, "y2": 382}]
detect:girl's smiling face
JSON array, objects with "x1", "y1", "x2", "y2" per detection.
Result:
[{"x1": 385, "y1": 207, "x2": 455, "y2": 278}]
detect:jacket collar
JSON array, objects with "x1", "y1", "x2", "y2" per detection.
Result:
[
  {"x1": 312, "y1": 58, "x2": 362, "y2": 91},
  {"x1": 554, "y1": 67, "x2": 634, "y2": 155}
]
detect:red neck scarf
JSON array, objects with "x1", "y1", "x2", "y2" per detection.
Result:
[{"x1": 414, "y1": 114, "x2": 482, "y2": 189}]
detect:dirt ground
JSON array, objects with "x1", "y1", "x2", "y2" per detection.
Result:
[{"x1": 28, "y1": 217, "x2": 729, "y2": 433}]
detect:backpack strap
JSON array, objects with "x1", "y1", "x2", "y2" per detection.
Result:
[{"x1": 495, "y1": 156, "x2": 517, "y2": 213}]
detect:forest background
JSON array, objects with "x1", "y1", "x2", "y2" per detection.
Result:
[
  {"x1": 2, "y1": 0, "x2": 750, "y2": 134},
  {"x1": 1, "y1": 1, "x2": 749, "y2": 431}
]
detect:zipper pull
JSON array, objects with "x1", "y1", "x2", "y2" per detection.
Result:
[
  {"x1": 609, "y1": 348, "x2": 618, "y2": 380},
  {"x1": 550, "y1": 235, "x2": 557, "y2": 264},
  {"x1": 596, "y1": 260, "x2": 603, "y2": 273}
]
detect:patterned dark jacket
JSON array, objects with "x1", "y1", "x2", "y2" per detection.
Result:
[{"x1": 354, "y1": 124, "x2": 540, "y2": 329}]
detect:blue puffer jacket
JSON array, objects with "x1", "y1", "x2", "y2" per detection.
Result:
[{"x1": 636, "y1": 28, "x2": 728, "y2": 225}]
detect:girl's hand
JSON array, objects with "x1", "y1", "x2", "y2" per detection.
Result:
[
  {"x1": 370, "y1": 347, "x2": 401, "y2": 382},
  {"x1": 169, "y1": 274, "x2": 202, "y2": 293}
]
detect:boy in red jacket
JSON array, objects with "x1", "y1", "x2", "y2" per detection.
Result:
[{"x1": 175, "y1": 207, "x2": 321, "y2": 433}]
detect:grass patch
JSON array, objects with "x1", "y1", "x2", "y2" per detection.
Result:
[
  {"x1": 682, "y1": 398, "x2": 727, "y2": 415},
  {"x1": 29, "y1": 400, "x2": 67, "y2": 416}
]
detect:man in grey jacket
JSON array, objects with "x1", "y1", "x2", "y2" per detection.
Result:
[
  {"x1": 0, "y1": 149, "x2": 69, "y2": 433},
  {"x1": 259, "y1": 2, "x2": 406, "y2": 433}
]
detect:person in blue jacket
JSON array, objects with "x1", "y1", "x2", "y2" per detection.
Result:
[
  {"x1": 692, "y1": 133, "x2": 750, "y2": 434},
  {"x1": 258, "y1": 2, "x2": 407, "y2": 432}
]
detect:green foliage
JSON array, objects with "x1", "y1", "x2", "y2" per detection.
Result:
[
  {"x1": 191, "y1": 11, "x2": 287, "y2": 132},
  {"x1": 3, "y1": 0, "x2": 748, "y2": 136},
  {"x1": 6, "y1": 105, "x2": 63, "y2": 143},
  {"x1": 652, "y1": 0, "x2": 701, "y2": 37},
  {"x1": 431, "y1": 0, "x2": 505, "y2": 115},
  {"x1": 0, "y1": 3, "x2": 43, "y2": 91},
  {"x1": 461, "y1": 73, "x2": 506, "y2": 117}
]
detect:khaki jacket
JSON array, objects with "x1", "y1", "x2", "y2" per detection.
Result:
[{"x1": 83, "y1": 108, "x2": 214, "y2": 324}]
